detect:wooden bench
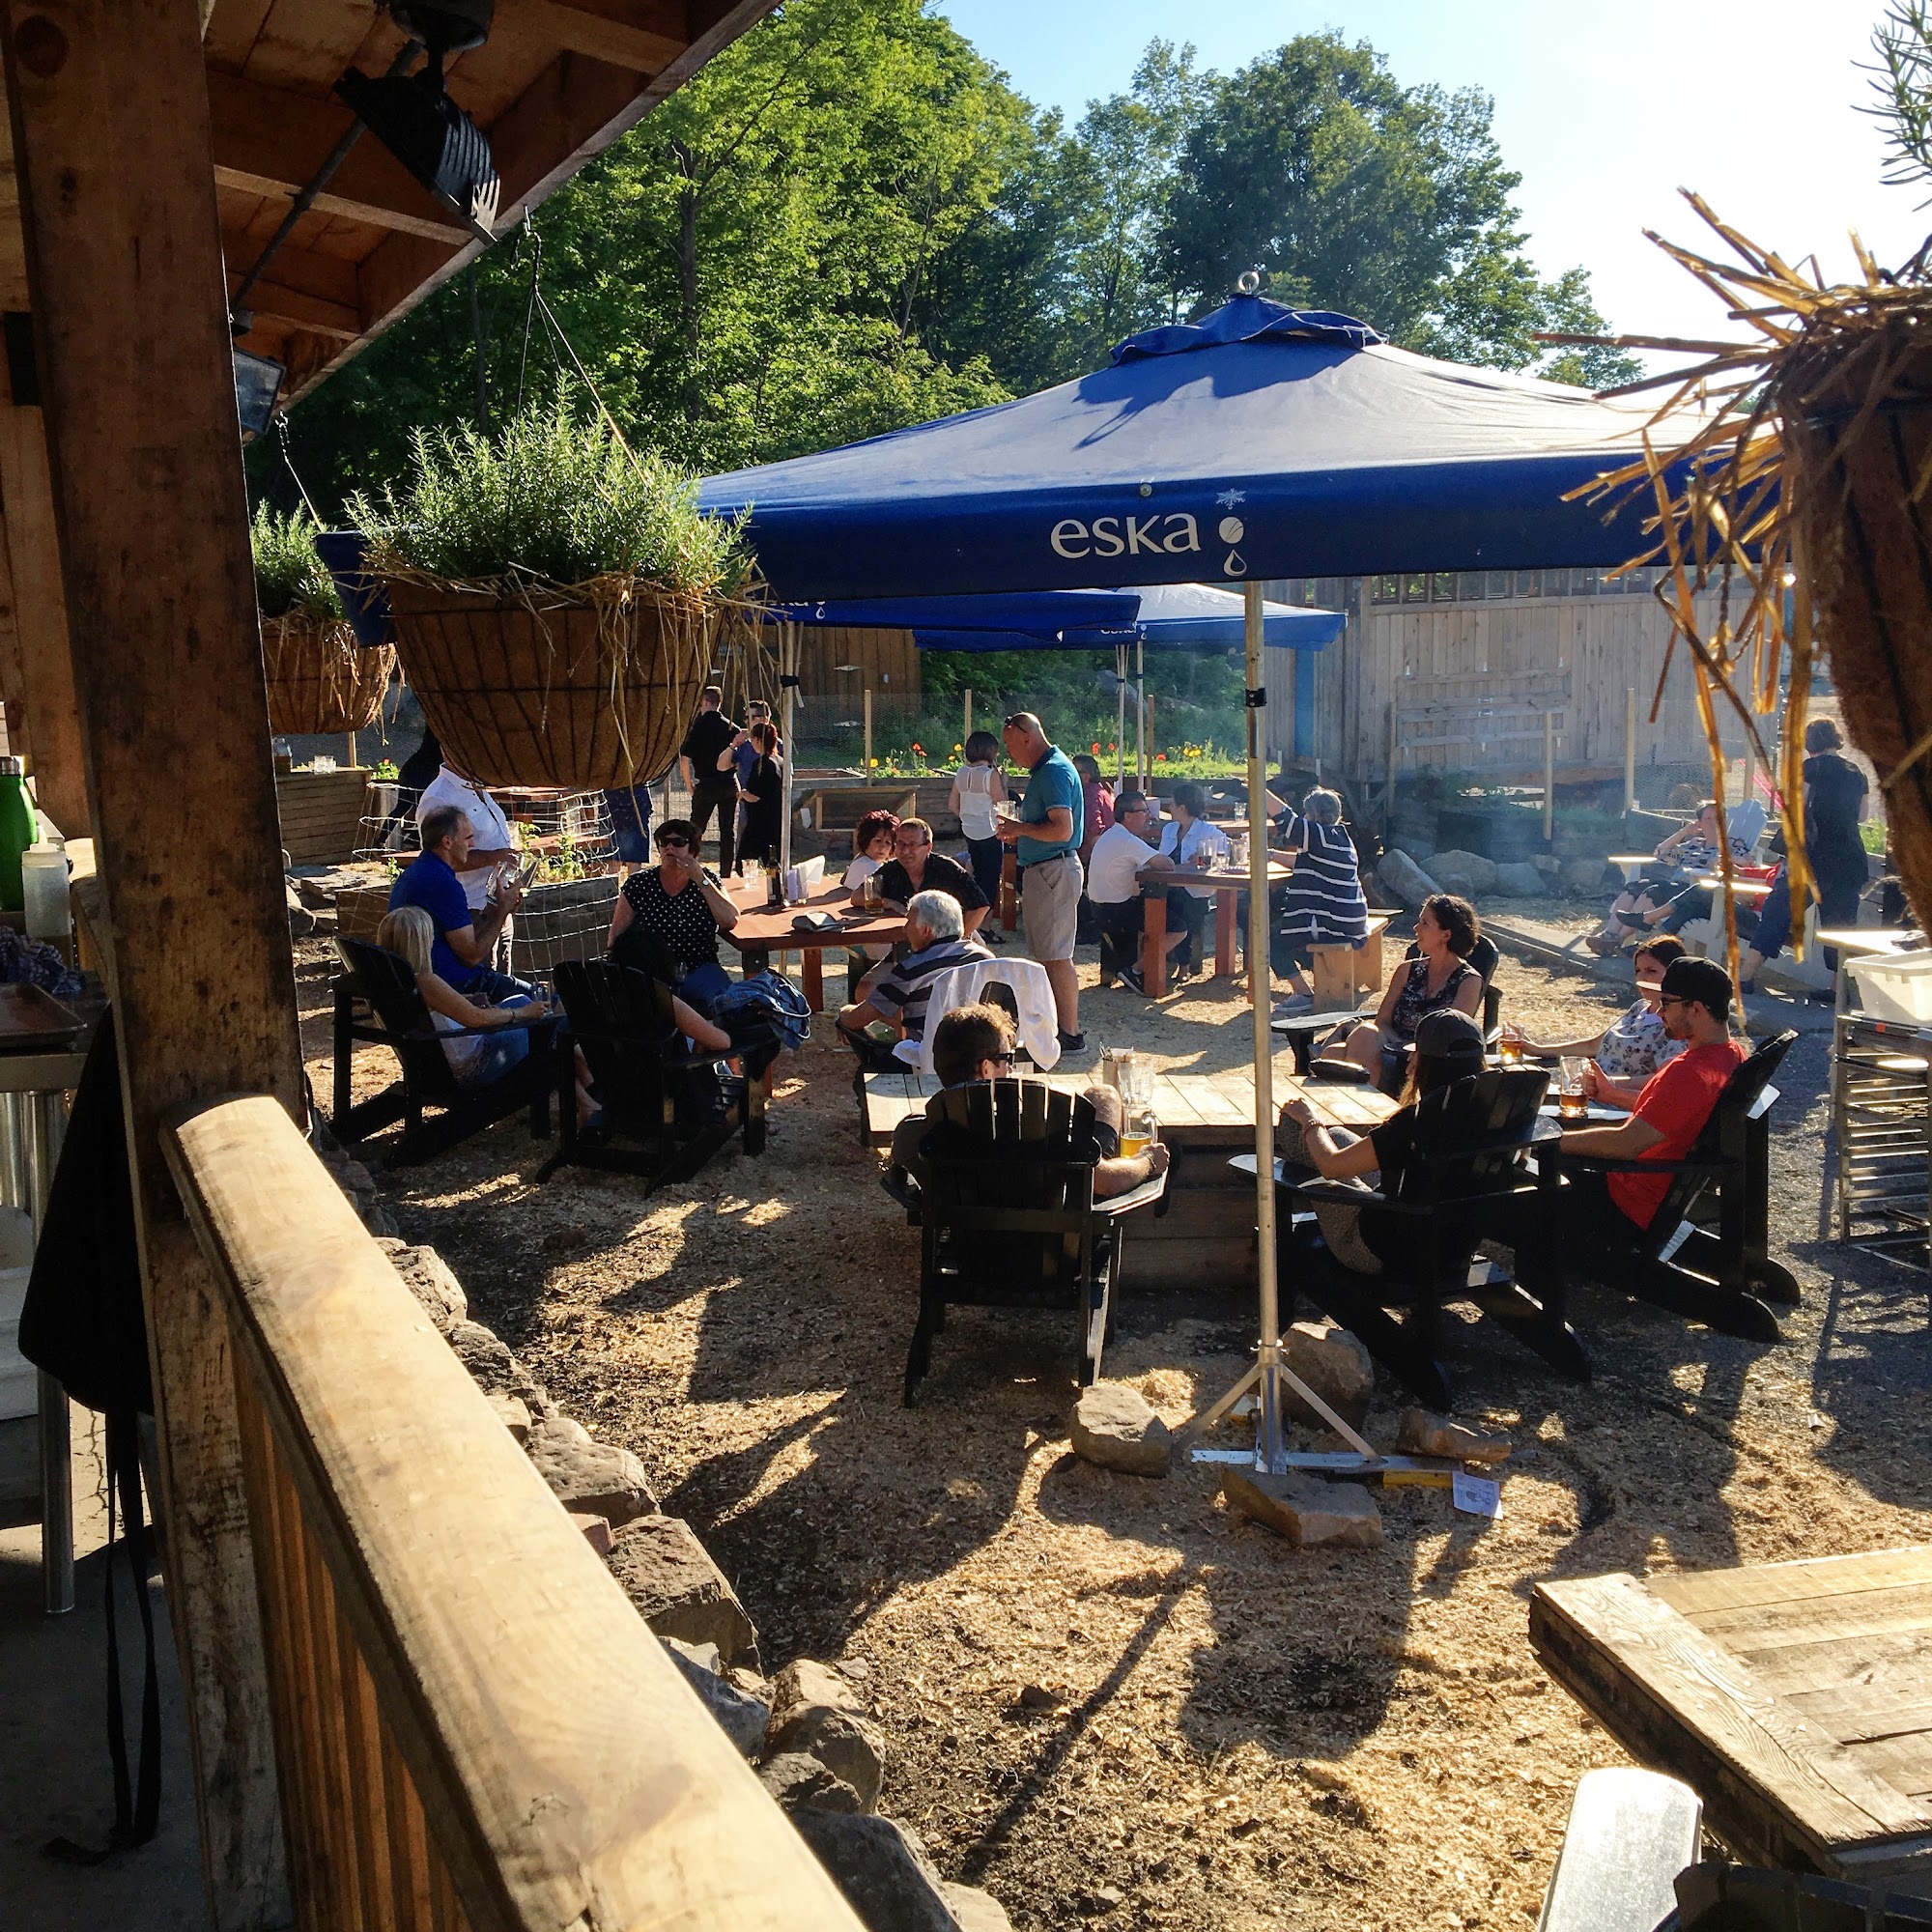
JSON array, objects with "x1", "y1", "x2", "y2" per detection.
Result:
[
  {"x1": 799, "y1": 786, "x2": 917, "y2": 856},
  {"x1": 1309, "y1": 911, "x2": 1392, "y2": 1010},
  {"x1": 1532, "y1": 1548, "x2": 1932, "y2": 1886}
]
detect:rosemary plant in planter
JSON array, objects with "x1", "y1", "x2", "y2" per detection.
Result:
[
  {"x1": 252, "y1": 502, "x2": 396, "y2": 736},
  {"x1": 348, "y1": 393, "x2": 753, "y2": 790}
]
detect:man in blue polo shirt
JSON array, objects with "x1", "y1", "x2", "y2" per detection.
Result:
[
  {"x1": 996, "y1": 711, "x2": 1086, "y2": 1052},
  {"x1": 388, "y1": 803, "x2": 529, "y2": 998}
]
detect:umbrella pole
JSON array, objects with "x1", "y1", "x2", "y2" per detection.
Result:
[
  {"x1": 1176, "y1": 582, "x2": 1379, "y2": 1474},
  {"x1": 1116, "y1": 644, "x2": 1127, "y2": 788},
  {"x1": 779, "y1": 619, "x2": 797, "y2": 883},
  {"x1": 1136, "y1": 637, "x2": 1147, "y2": 789}
]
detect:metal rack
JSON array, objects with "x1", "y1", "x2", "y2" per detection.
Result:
[{"x1": 1831, "y1": 1010, "x2": 1931, "y2": 1265}]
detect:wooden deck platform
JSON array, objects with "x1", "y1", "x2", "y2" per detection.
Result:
[{"x1": 1531, "y1": 1548, "x2": 1932, "y2": 1884}]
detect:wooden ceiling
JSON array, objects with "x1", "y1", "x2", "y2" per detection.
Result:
[{"x1": 0, "y1": 0, "x2": 776, "y2": 405}]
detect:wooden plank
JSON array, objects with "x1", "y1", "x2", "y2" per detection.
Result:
[
  {"x1": 2, "y1": 1, "x2": 310, "y2": 1918},
  {"x1": 1653, "y1": 1548, "x2": 1932, "y2": 1619},
  {"x1": 1735, "y1": 1630, "x2": 1932, "y2": 1709},
  {"x1": 1790, "y1": 1689, "x2": 1932, "y2": 1749},
  {"x1": 1849, "y1": 1734, "x2": 1932, "y2": 1802},
  {"x1": 1690, "y1": 1582, "x2": 1932, "y2": 1656},
  {"x1": 167, "y1": 1094, "x2": 863, "y2": 1932},
  {"x1": 1533, "y1": 1574, "x2": 1932, "y2": 1872}
]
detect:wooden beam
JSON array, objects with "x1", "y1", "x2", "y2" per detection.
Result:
[
  {"x1": 517, "y1": 0, "x2": 683, "y2": 73},
  {"x1": 207, "y1": 69, "x2": 471, "y2": 245},
  {"x1": 3, "y1": 0, "x2": 305, "y2": 1925}
]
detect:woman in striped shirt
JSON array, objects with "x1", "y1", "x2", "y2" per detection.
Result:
[{"x1": 1271, "y1": 787, "x2": 1369, "y2": 1013}]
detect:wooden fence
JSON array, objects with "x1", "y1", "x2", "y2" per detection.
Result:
[{"x1": 162, "y1": 1094, "x2": 860, "y2": 1932}]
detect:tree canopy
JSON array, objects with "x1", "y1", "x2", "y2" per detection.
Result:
[{"x1": 264, "y1": 7, "x2": 1639, "y2": 517}]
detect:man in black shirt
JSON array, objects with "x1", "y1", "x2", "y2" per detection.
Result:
[
  {"x1": 855, "y1": 816, "x2": 988, "y2": 936},
  {"x1": 679, "y1": 684, "x2": 742, "y2": 874}
]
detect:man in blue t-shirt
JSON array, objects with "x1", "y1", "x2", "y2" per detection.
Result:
[
  {"x1": 387, "y1": 803, "x2": 529, "y2": 998},
  {"x1": 996, "y1": 711, "x2": 1085, "y2": 1052}
]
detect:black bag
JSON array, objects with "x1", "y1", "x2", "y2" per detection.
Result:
[{"x1": 17, "y1": 1015, "x2": 161, "y2": 1858}]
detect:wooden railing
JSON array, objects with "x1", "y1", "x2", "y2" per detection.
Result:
[{"x1": 163, "y1": 1094, "x2": 860, "y2": 1932}]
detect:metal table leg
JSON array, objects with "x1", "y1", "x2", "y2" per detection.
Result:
[{"x1": 28, "y1": 1090, "x2": 71, "y2": 1614}]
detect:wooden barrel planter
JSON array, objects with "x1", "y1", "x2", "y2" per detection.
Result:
[
  {"x1": 381, "y1": 575, "x2": 712, "y2": 791},
  {"x1": 263, "y1": 611, "x2": 395, "y2": 736}
]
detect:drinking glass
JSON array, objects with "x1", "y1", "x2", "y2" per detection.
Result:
[
  {"x1": 1120, "y1": 1106, "x2": 1157, "y2": 1159},
  {"x1": 1497, "y1": 1028, "x2": 1522, "y2": 1066},
  {"x1": 1557, "y1": 1057, "x2": 1589, "y2": 1122},
  {"x1": 861, "y1": 871, "x2": 883, "y2": 913}
]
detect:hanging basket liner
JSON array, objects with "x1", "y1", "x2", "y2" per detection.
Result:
[
  {"x1": 262, "y1": 611, "x2": 395, "y2": 736},
  {"x1": 379, "y1": 570, "x2": 713, "y2": 791}
]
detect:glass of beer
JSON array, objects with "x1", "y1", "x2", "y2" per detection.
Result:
[
  {"x1": 1557, "y1": 1058, "x2": 1590, "y2": 1122},
  {"x1": 1120, "y1": 1105, "x2": 1156, "y2": 1159},
  {"x1": 1498, "y1": 1028, "x2": 1522, "y2": 1067},
  {"x1": 861, "y1": 870, "x2": 883, "y2": 912}
]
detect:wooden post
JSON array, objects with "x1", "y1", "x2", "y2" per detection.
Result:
[
  {"x1": 962, "y1": 688, "x2": 971, "y2": 746},
  {"x1": 1544, "y1": 711, "x2": 1557, "y2": 841},
  {"x1": 1146, "y1": 695, "x2": 1155, "y2": 777},
  {"x1": 1384, "y1": 698, "x2": 1398, "y2": 838},
  {"x1": 863, "y1": 686, "x2": 872, "y2": 776},
  {"x1": 1624, "y1": 686, "x2": 1638, "y2": 816},
  {"x1": 1281, "y1": 649, "x2": 1296, "y2": 779},
  {"x1": 4, "y1": 1, "x2": 302, "y2": 1921}
]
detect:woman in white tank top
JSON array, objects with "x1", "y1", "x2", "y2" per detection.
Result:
[{"x1": 950, "y1": 729, "x2": 1009, "y2": 914}]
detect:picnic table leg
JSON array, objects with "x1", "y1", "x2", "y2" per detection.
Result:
[
  {"x1": 1001, "y1": 846, "x2": 1018, "y2": 931},
  {"x1": 1144, "y1": 892, "x2": 1166, "y2": 999},
  {"x1": 802, "y1": 948, "x2": 824, "y2": 1014},
  {"x1": 1215, "y1": 890, "x2": 1236, "y2": 980}
]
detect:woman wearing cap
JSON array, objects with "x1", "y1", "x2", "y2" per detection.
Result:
[
  {"x1": 1282, "y1": 1009, "x2": 1490, "y2": 1276},
  {"x1": 1502, "y1": 934, "x2": 1688, "y2": 1111},
  {"x1": 1322, "y1": 893, "x2": 1484, "y2": 1092}
]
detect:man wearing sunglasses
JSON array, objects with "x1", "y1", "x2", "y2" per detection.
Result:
[
  {"x1": 995, "y1": 711, "x2": 1086, "y2": 1053},
  {"x1": 1558, "y1": 954, "x2": 1745, "y2": 1241}
]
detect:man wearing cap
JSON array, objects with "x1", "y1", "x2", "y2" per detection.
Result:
[
  {"x1": 1559, "y1": 954, "x2": 1746, "y2": 1239},
  {"x1": 995, "y1": 712, "x2": 1086, "y2": 1053}
]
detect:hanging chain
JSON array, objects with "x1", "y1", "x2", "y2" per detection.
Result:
[{"x1": 275, "y1": 415, "x2": 322, "y2": 524}]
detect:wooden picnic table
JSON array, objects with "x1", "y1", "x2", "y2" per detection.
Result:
[
  {"x1": 1136, "y1": 858, "x2": 1293, "y2": 998},
  {"x1": 1532, "y1": 1546, "x2": 1932, "y2": 1885},
  {"x1": 1273, "y1": 1069, "x2": 1400, "y2": 1134},
  {"x1": 723, "y1": 880, "x2": 907, "y2": 1013}
]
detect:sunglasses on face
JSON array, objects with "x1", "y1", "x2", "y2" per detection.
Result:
[
  {"x1": 987, "y1": 1051, "x2": 1014, "y2": 1065},
  {"x1": 659, "y1": 837, "x2": 691, "y2": 850}
]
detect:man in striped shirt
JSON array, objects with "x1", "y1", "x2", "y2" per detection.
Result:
[
  {"x1": 1273, "y1": 786, "x2": 1370, "y2": 1012},
  {"x1": 838, "y1": 889, "x2": 992, "y2": 1067}
]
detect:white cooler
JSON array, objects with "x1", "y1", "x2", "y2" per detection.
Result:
[{"x1": 1848, "y1": 948, "x2": 1932, "y2": 1028}]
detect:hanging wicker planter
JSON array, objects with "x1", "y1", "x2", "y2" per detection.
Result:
[
  {"x1": 262, "y1": 610, "x2": 395, "y2": 736},
  {"x1": 379, "y1": 570, "x2": 713, "y2": 790}
]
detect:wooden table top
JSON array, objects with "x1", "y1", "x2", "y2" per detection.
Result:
[
  {"x1": 1275, "y1": 1071, "x2": 1400, "y2": 1133},
  {"x1": 1532, "y1": 1546, "x2": 1932, "y2": 1882},
  {"x1": 724, "y1": 881, "x2": 907, "y2": 953},
  {"x1": 1819, "y1": 927, "x2": 1918, "y2": 955},
  {"x1": 1135, "y1": 860, "x2": 1293, "y2": 890}
]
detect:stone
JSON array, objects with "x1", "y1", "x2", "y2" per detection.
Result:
[
  {"x1": 1532, "y1": 853, "x2": 1564, "y2": 874},
  {"x1": 769, "y1": 1705, "x2": 886, "y2": 1813},
  {"x1": 607, "y1": 1514, "x2": 759, "y2": 1669},
  {"x1": 760, "y1": 1751, "x2": 866, "y2": 1814},
  {"x1": 1280, "y1": 1321, "x2": 1375, "y2": 1429},
  {"x1": 791, "y1": 1810, "x2": 960, "y2": 1932},
  {"x1": 1397, "y1": 1407, "x2": 1512, "y2": 1463},
  {"x1": 771, "y1": 1659, "x2": 867, "y2": 1725},
  {"x1": 1493, "y1": 860, "x2": 1548, "y2": 898},
  {"x1": 1221, "y1": 1467, "x2": 1383, "y2": 1548},
  {"x1": 944, "y1": 1885, "x2": 1015, "y2": 1932},
  {"x1": 1427, "y1": 848, "x2": 1499, "y2": 897},
  {"x1": 661, "y1": 1635, "x2": 771, "y2": 1757},
  {"x1": 445, "y1": 1319, "x2": 550, "y2": 1415},
  {"x1": 1563, "y1": 856, "x2": 1615, "y2": 896},
  {"x1": 1069, "y1": 1383, "x2": 1171, "y2": 1477},
  {"x1": 526, "y1": 1415, "x2": 658, "y2": 1527},
  {"x1": 360, "y1": 1204, "x2": 400, "y2": 1239},
  {"x1": 569, "y1": 1511, "x2": 613, "y2": 1557},
  {"x1": 381, "y1": 1242, "x2": 468, "y2": 1333},
  {"x1": 1375, "y1": 848, "x2": 1439, "y2": 911},
  {"x1": 285, "y1": 878, "x2": 319, "y2": 937},
  {"x1": 489, "y1": 1391, "x2": 532, "y2": 1444}
]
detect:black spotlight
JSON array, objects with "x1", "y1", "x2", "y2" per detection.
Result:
[
  {"x1": 233, "y1": 348, "x2": 286, "y2": 440},
  {"x1": 336, "y1": 2, "x2": 499, "y2": 242}
]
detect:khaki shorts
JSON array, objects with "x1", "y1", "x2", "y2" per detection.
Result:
[{"x1": 1021, "y1": 852, "x2": 1084, "y2": 963}]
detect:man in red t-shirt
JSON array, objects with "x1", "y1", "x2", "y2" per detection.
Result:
[{"x1": 1560, "y1": 955, "x2": 1746, "y2": 1236}]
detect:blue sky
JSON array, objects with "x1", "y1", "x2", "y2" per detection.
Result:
[{"x1": 935, "y1": 1, "x2": 1930, "y2": 368}]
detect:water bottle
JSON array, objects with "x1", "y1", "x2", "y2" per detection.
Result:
[
  {"x1": 20, "y1": 840, "x2": 69, "y2": 947},
  {"x1": 0, "y1": 757, "x2": 36, "y2": 911}
]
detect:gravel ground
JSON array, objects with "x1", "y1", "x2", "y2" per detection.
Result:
[{"x1": 299, "y1": 925, "x2": 1932, "y2": 1932}]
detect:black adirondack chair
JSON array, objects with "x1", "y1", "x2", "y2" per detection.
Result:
[
  {"x1": 1559, "y1": 1029, "x2": 1800, "y2": 1340},
  {"x1": 537, "y1": 957, "x2": 769, "y2": 1187},
  {"x1": 904, "y1": 1079, "x2": 1166, "y2": 1406},
  {"x1": 1268, "y1": 1066, "x2": 1585, "y2": 1408},
  {"x1": 330, "y1": 936, "x2": 554, "y2": 1165}
]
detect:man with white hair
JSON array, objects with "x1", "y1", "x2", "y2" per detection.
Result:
[{"x1": 837, "y1": 888, "x2": 992, "y2": 1066}]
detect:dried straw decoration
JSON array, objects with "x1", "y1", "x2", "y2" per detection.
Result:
[
  {"x1": 376, "y1": 563, "x2": 717, "y2": 791},
  {"x1": 262, "y1": 611, "x2": 395, "y2": 737},
  {"x1": 1555, "y1": 191, "x2": 1932, "y2": 961}
]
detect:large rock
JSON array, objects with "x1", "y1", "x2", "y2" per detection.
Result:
[
  {"x1": 760, "y1": 1751, "x2": 865, "y2": 1814},
  {"x1": 944, "y1": 1886, "x2": 1015, "y2": 1932},
  {"x1": 791, "y1": 1811, "x2": 961, "y2": 1932},
  {"x1": 1493, "y1": 860, "x2": 1548, "y2": 898},
  {"x1": 1427, "y1": 848, "x2": 1499, "y2": 898},
  {"x1": 527, "y1": 1415, "x2": 658, "y2": 1526},
  {"x1": 768, "y1": 1671, "x2": 886, "y2": 1814},
  {"x1": 1563, "y1": 856, "x2": 1615, "y2": 896},
  {"x1": 1222, "y1": 1467, "x2": 1382, "y2": 1548},
  {"x1": 1398, "y1": 1407, "x2": 1512, "y2": 1464},
  {"x1": 1069, "y1": 1383, "x2": 1171, "y2": 1477},
  {"x1": 444, "y1": 1319, "x2": 550, "y2": 1414},
  {"x1": 378, "y1": 1241, "x2": 468, "y2": 1332},
  {"x1": 1281, "y1": 1321, "x2": 1375, "y2": 1429},
  {"x1": 771, "y1": 1660, "x2": 866, "y2": 1724},
  {"x1": 285, "y1": 878, "x2": 319, "y2": 937},
  {"x1": 660, "y1": 1635, "x2": 770, "y2": 1757},
  {"x1": 607, "y1": 1514, "x2": 759, "y2": 1669},
  {"x1": 1376, "y1": 848, "x2": 1439, "y2": 911}
]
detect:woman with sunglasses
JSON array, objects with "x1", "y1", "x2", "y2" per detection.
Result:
[{"x1": 606, "y1": 817, "x2": 741, "y2": 1008}]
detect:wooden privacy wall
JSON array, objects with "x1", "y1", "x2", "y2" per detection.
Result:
[
  {"x1": 789, "y1": 624, "x2": 921, "y2": 703},
  {"x1": 1268, "y1": 583, "x2": 1772, "y2": 787},
  {"x1": 165, "y1": 1095, "x2": 861, "y2": 1932}
]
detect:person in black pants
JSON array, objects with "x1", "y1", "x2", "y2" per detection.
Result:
[{"x1": 679, "y1": 682, "x2": 741, "y2": 875}]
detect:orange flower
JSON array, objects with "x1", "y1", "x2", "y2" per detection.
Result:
[
  {"x1": 1092, "y1": 742, "x2": 1101, "y2": 754},
  {"x1": 1154, "y1": 752, "x2": 1168, "y2": 763}
]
